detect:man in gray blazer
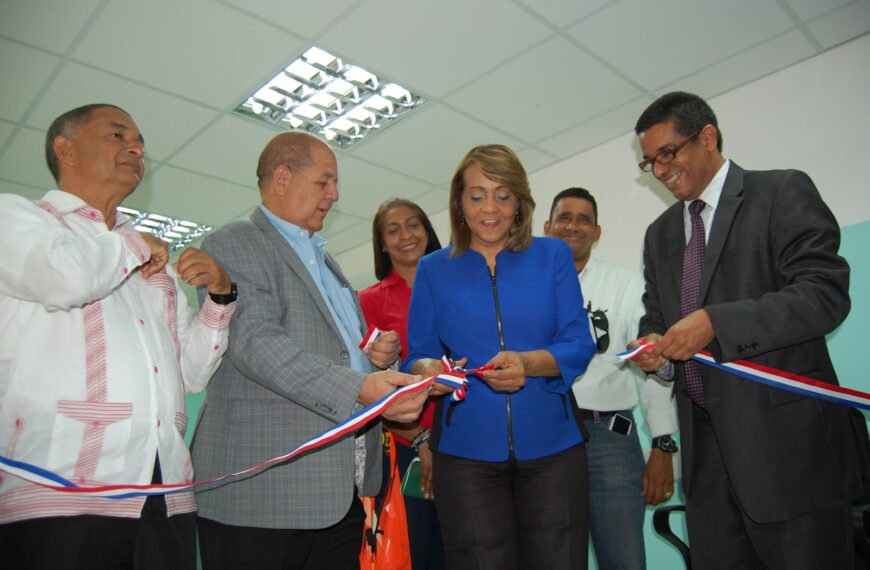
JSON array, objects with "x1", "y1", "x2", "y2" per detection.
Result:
[
  {"x1": 629, "y1": 92, "x2": 863, "y2": 569},
  {"x1": 191, "y1": 131, "x2": 428, "y2": 569}
]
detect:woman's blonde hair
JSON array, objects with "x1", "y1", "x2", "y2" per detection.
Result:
[{"x1": 448, "y1": 144, "x2": 535, "y2": 256}]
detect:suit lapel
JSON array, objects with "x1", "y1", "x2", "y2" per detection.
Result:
[
  {"x1": 699, "y1": 162, "x2": 744, "y2": 303},
  {"x1": 250, "y1": 208, "x2": 348, "y2": 340},
  {"x1": 661, "y1": 205, "x2": 686, "y2": 322}
]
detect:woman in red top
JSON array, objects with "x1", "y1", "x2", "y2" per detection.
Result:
[{"x1": 359, "y1": 198, "x2": 444, "y2": 569}]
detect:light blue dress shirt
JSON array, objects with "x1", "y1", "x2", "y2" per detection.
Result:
[{"x1": 259, "y1": 205, "x2": 369, "y2": 375}]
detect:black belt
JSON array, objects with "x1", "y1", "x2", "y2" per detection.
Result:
[{"x1": 577, "y1": 409, "x2": 619, "y2": 422}]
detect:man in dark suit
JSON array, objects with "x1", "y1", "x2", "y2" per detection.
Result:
[
  {"x1": 191, "y1": 131, "x2": 428, "y2": 570},
  {"x1": 629, "y1": 91, "x2": 863, "y2": 569}
]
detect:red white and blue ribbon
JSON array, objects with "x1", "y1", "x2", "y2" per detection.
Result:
[
  {"x1": 359, "y1": 326, "x2": 382, "y2": 352},
  {"x1": 0, "y1": 355, "x2": 497, "y2": 499},
  {"x1": 618, "y1": 343, "x2": 870, "y2": 411}
]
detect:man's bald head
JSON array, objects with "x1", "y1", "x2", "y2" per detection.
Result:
[
  {"x1": 256, "y1": 131, "x2": 327, "y2": 191},
  {"x1": 258, "y1": 131, "x2": 338, "y2": 234}
]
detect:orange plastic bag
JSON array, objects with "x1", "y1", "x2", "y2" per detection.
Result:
[{"x1": 360, "y1": 431, "x2": 412, "y2": 570}]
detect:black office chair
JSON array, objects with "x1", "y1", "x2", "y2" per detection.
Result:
[
  {"x1": 653, "y1": 502, "x2": 870, "y2": 570},
  {"x1": 655, "y1": 409, "x2": 870, "y2": 568},
  {"x1": 652, "y1": 505, "x2": 691, "y2": 569}
]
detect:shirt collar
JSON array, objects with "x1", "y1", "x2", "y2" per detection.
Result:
[
  {"x1": 381, "y1": 269, "x2": 406, "y2": 288},
  {"x1": 259, "y1": 204, "x2": 328, "y2": 251},
  {"x1": 578, "y1": 257, "x2": 599, "y2": 279},
  {"x1": 684, "y1": 159, "x2": 730, "y2": 213},
  {"x1": 41, "y1": 189, "x2": 133, "y2": 230}
]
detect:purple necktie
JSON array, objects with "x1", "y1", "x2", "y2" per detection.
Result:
[{"x1": 680, "y1": 199, "x2": 706, "y2": 406}]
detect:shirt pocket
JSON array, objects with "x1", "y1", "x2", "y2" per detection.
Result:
[{"x1": 48, "y1": 400, "x2": 134, "y2": 480}]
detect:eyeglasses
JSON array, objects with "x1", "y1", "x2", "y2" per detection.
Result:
[
  {"x1": 587, "y1": 301, "x2": 609, "y2": 354},
  {"x1": 638, "y1": 127, "x2": 704, "y2": 172}
]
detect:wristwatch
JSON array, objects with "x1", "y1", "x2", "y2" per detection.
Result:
[
  {"x1": 651, "y1": 435, "x2": 679, "y2": 453},
  {"x1": 411, "y1": 429, "x2": 431, "y2": 451},
  {"x1": 208, "y1": 282, "x2": 238, "y2": 305}
]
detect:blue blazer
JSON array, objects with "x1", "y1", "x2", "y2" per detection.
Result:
[{"x1": 403, "y1": 237, "x2": 595, "y2": 461}]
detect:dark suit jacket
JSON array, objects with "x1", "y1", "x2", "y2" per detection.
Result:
[
  {"x1": 639, "y1": 161, "x2": 863, "y2": 523},
  {"x1": 191, "y1": 207, "x2": 381, "y2": 530}
]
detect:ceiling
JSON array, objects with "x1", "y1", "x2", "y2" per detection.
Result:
[{"x1": 1, "y1": 0, "x2": 868, "y2": 259}]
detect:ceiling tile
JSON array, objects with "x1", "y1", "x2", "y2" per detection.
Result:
[
  {"x1": 321, "y1": 207, "x2": 368, "y2": 236},
  {"x1": 785, "y1": 0, "x2": 852, "y2": 20},
  {"x1": 71, "y1": 0, "x2": 305, "y2": 109},
  {"x1": 658, "y1": 30, "x2": 815, "y2": 99},
  {"x1": 0, "y1": 39, "x2": 59, "y2": 122},
  {"x1": 515, "y1": 0, "x2": 614, "y2": 29},
  {"x1": 324, "y1": 219, "x2": 372, "y2": 255},
  {"x1": 0, "y1": 178, "x2": 47, "y2": 201},
  {"x1": 26, "y1": 63, "x2": 220, "y2": 161},
  {"x1": 0, "y1": 0, "x2": 104, "y2": 53},
  {"x1": 408, "y1": 187, "x2": 450, "y2": 218},
  {"x1": 0, "y1": 121, "x2": 15, "y2": 148},
  {"x1": 0, "y1": 126, "x2": 55, "y2": 190},
  {"x1": 446, "y1": 36, "x2": 641, "y2": 141},
  {"x1": 570, "y1": 0, "x2": 793, "y2": 90},
  {"x1": 125, "y1": 166, "x2": 259, "y2": 227},
  {"x1": 319, "y1": 0, "x2": 553, "y2": 97},
  {"x1": 351, "y1": 104, "x2": 524, "y2": 186},
  {"x1": 806, "y1": 1, "x2": 870, "y2": 49},
  {"x1": 222, "y1": 0, "x2": 358, "y2": 37},
  {"x1": 334, "y1": 155, "x2": 433, "y2": 215},
  {"x1": 168, "y1": 115, "x2": 277, "y2": 188},
  {"x1": 515, "y1": 146, "x2": 558, "y2": 175},
  {"x1": 536, "y1": 97, "x2": 648, "y2": 159}
]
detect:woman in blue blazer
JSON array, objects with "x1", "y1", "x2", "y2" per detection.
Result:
[{"x1": 403, "y1": 144, "x2": 596, "y2": 570}]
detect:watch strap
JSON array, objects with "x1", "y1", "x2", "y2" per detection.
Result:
[{"x1": 208, "y1": 282, "x2": 238, "y2": 305}]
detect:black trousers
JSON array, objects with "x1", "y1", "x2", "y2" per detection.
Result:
[
  {"x1": 433, "y1": 445, "x2": 589, "y2": 570},
  {"x1": 0, "y1": 494, "x2": 195, "y2": 570},
  {"x1": 0, "y1": 457, "x2": 195, "y2": 570},
  {"x1": 686, "y1": 403, "x2": 854, "y2": 570},
  {"x1": 197, "y1": 495, "x2": 365, "y2": 570}
]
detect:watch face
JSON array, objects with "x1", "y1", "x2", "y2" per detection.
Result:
[{"x1": 654, "y1": 436, "x2": 678, "y2": 453}]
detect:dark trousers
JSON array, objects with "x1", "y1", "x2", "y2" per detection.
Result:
[
  {"x1": 0, "y1": 495, "x2": 196, "y2": 570},
  {"x1": 197, "y1": 495, "x2": 365, "y2": 570},
  {"x1": 686, "y1": 403, "x2": 854, "y2": 570},
  {"x1": 0, "y1": 457, "x2": 195, "y2": 570},
  {"x1": 433, "y1": 445, "x2": 589, "y2": 570}
]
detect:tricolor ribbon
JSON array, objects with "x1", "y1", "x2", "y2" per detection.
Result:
[
  {"x1": 359, "y1": 326, "x2": 382, "y2": 352},
  {"x1": 439, "y1": 355, "x2": 495, "y2": 402},
  {"x1": 618, "y1": 343, "x2": 870, "y2": 411},
  {"x1": 0, "y1": 363, "x2": 473, "y2": 499}
]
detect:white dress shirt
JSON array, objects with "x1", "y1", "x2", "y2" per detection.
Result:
[
  {"x1": 0, "y1": 190, "x2": 235, "y2": 523},
  {"x1": 572, "y1": 258, "x2": 678, "y2": 437}
]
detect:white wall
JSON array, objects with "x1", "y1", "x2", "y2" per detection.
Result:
[
  {"x1": 338, "y1": 33, "x2": 870, "y2": 287},
  {"x1": 529, "y1": 33, "x2": 870, "y2": 272}
]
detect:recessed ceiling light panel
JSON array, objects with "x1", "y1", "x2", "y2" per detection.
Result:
[
  {"x1": 234, "y1": 46, "x2": 425, "y2": 148},
  {"x1": 118, "y1": 206, "x2": 213, "y2": 251}
]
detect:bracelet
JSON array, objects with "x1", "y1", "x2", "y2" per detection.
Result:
[{"x1": 411, "y1": 428, "x2": 431, "y2": 451}]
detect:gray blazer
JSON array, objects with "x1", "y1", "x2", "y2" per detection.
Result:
[
  {"x1": 639, "y1": 162, "x2": 862, "y2": 523},
  {"x1": 191, "y1": 207, "x2": 381, "y2": 530}
]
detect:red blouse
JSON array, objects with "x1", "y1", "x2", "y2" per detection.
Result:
[{"x1": 359, "y1": 270, "x2": 435, "y2": 442}]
